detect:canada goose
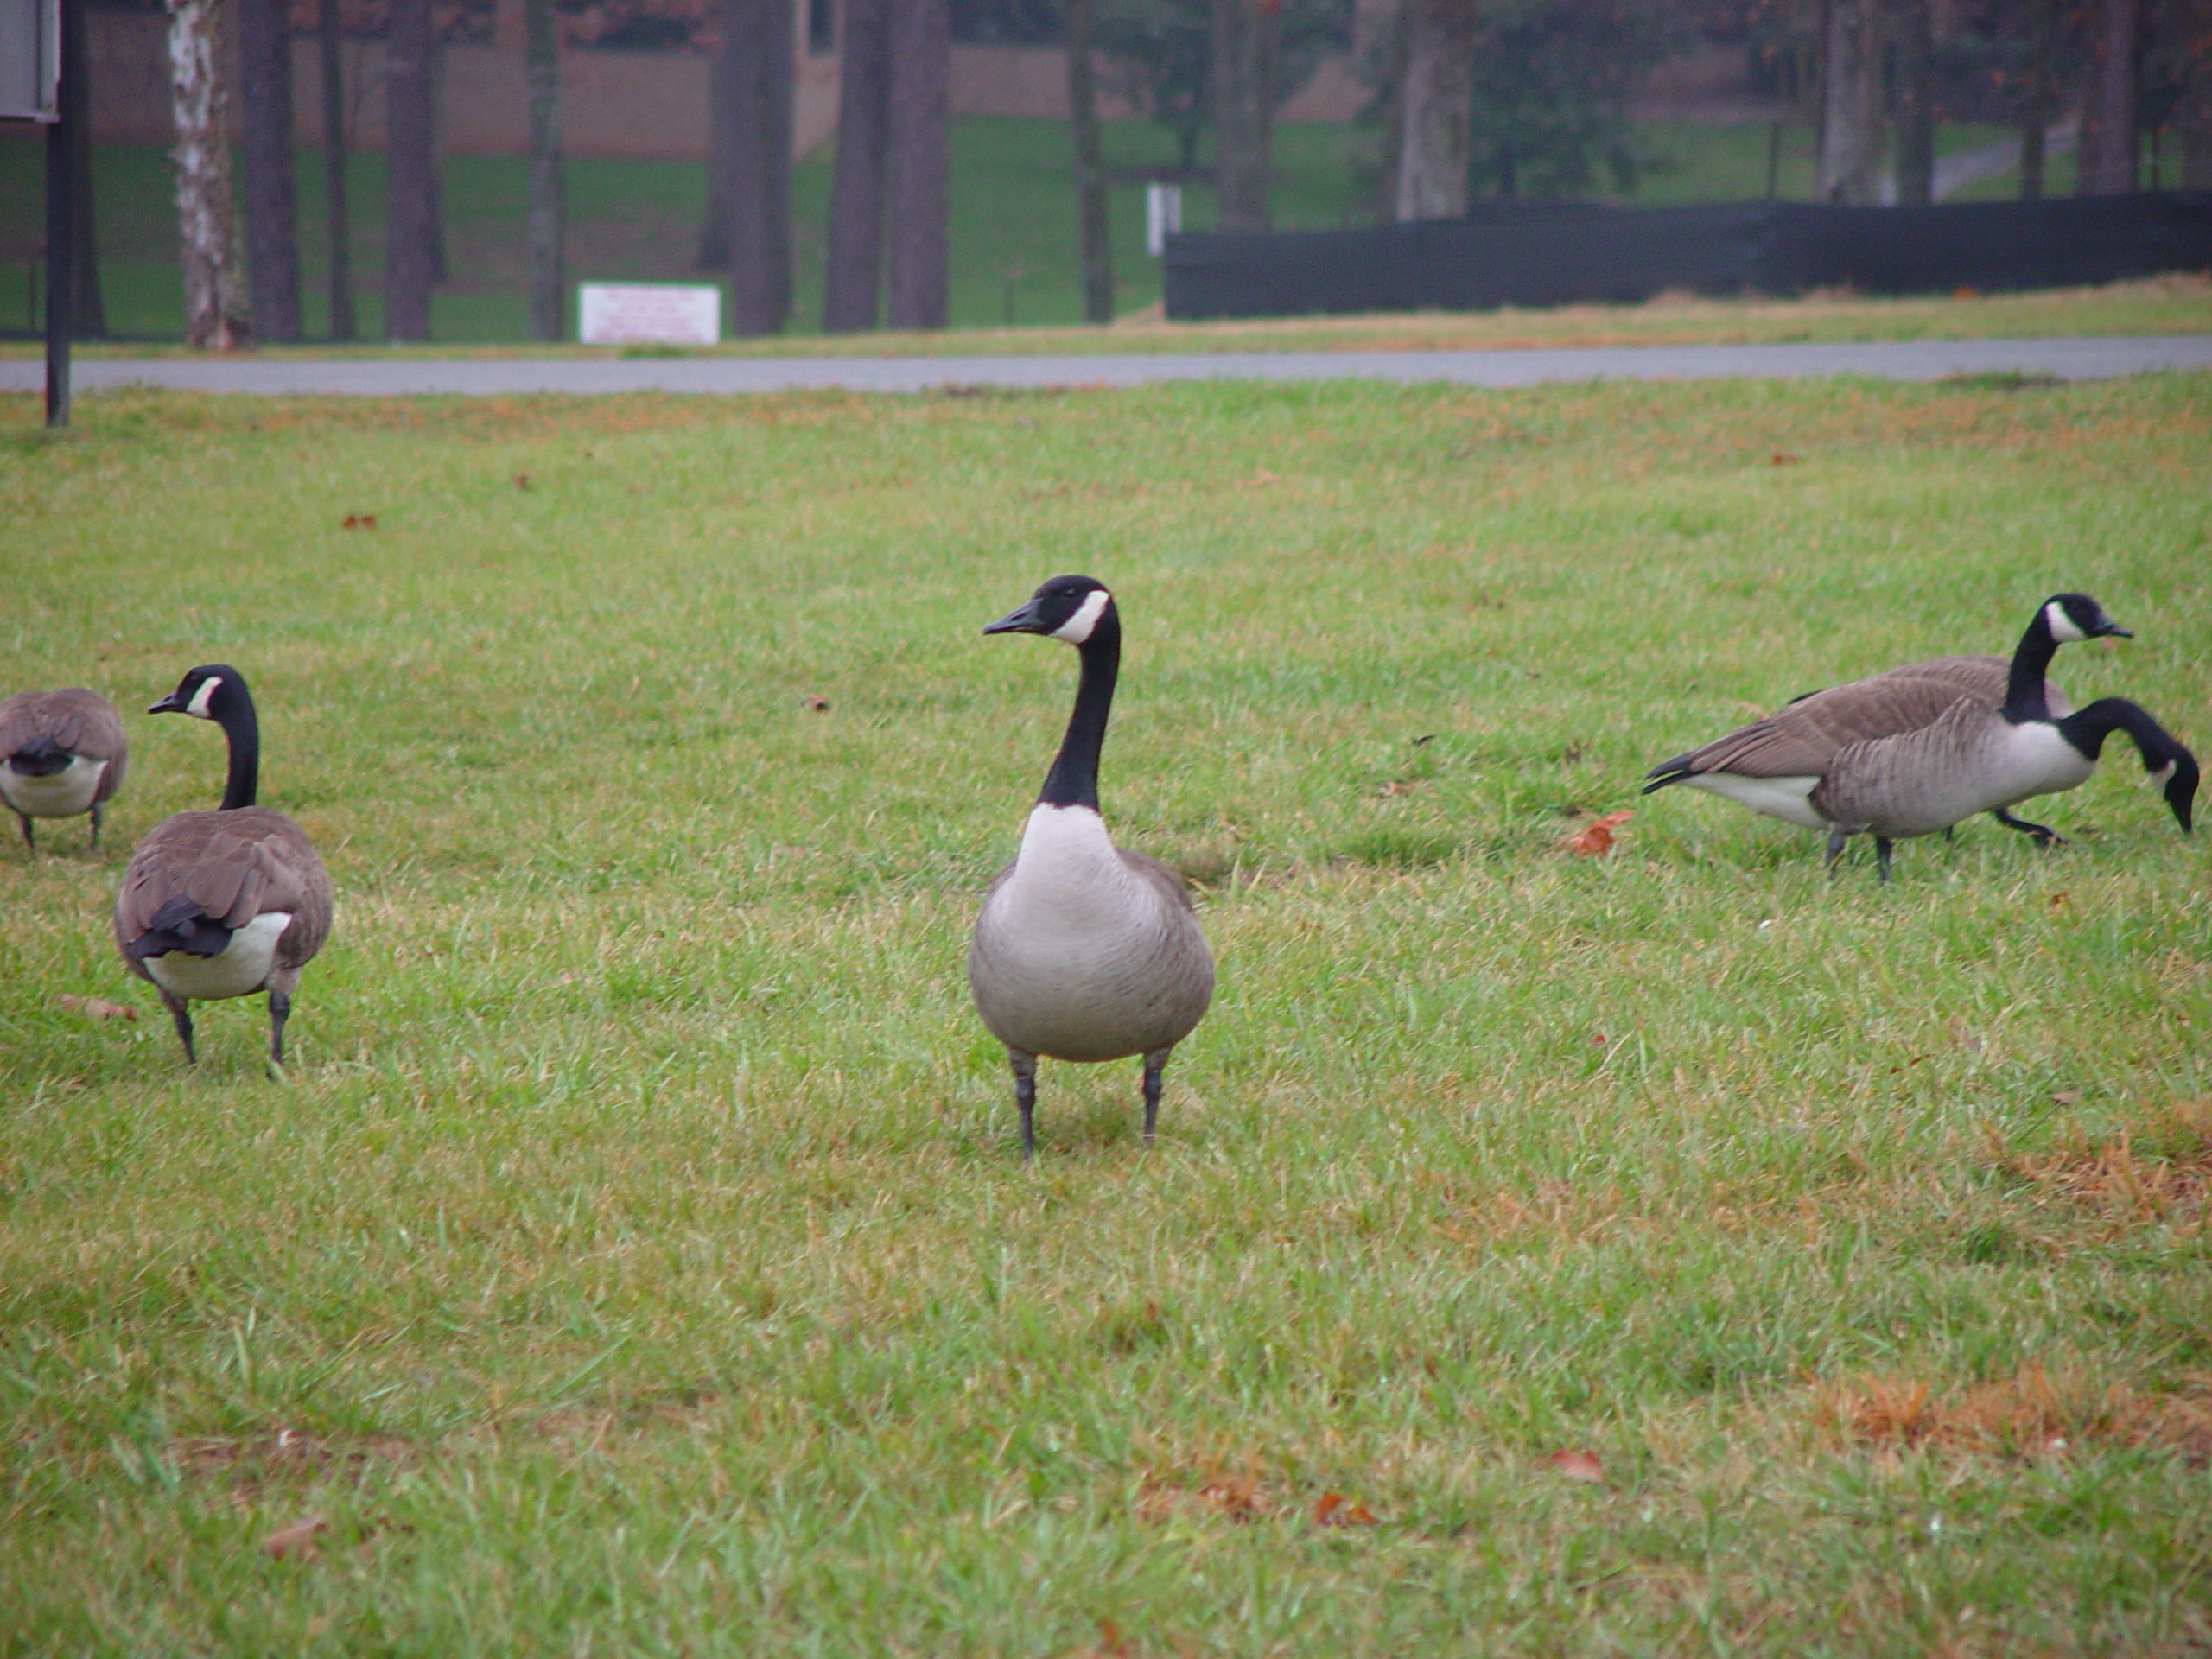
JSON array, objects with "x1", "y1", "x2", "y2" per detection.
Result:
[
  {"x1": 113, "y1": 665, "x2": 333, "y2": 1069},
  {"x1": 968, "y1": 575, "x2": 1215, "y2": 1158},
  {"x1": 1643, "y1": 594, "x2": 2196, "y2": 880},
  {"x1": 1, "y1": 688, "x2": 128, "y2": 853}
]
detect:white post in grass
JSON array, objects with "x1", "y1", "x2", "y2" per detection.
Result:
[{"x1": 1146, "y1": 182, "x2": 1182, "y2": 257}]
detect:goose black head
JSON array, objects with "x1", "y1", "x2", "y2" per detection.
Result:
[
  {"x1": 2152, "y1": 745, "x2": 2199, "y2": 836},
  {"x1": 2042, "y1": 594, "x2": 2131, "y2": 644},
  {"x1": 149, "y1": 664, "x2": 251, "y2": 723},
  {"x1": 984, "y1": 575, "x2": 1116, "y2": 646}
]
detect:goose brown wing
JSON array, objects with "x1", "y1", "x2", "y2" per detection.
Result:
[
  {"x1": 1658, "y1": 671, "x2": 1980, "y2": 781},
  {"x1": 113, "y1": 809, "x2": 331, "y2": 968},
  {"x1": 1, "y1": 689, "x2": 129, "y2": 798},
  {"x1": 1862, "y1": 653, "x2": 2071, "y2": 717}
]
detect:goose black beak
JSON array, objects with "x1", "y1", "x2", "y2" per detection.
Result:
[
  {"x1": 983, "y1": 600, "x2": 1046, "y2": 636},
  {"x1": 148, "y1": 690, "x2": 188, "y2": 715},
  {"x1": 2095, "y1": 622, "x2": 2133, "y2": 639}
]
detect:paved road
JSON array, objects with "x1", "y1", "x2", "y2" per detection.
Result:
[{"x1": 6, "y1": 335, "x2": 2209, "y2": 397}]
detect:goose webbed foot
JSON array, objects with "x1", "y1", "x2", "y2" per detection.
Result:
[
  {"x1": 1008, "y1": 1049, "x2": 1038, "y2": 1161},
  {"x1": 160, "y1": 989, "x2": 196, "y2": 1065},
  {"x1": 1141, "y1": 1048, "x2": 1172, "y2": 1146},
  {"x1": 1991, "y1": 806, "x2": 2066, "y2": 848}
]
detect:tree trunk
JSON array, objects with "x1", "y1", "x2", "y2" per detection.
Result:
[
  {"x1": 698, "y1": 1, "x2": 738, "y2": 269},
  {"x1": 1211, "y1": 0, "x2": 1276, "y2": 231},
  {"x1": 823, "y1": 0, "x2": 891, "y2": 330},
  {"x1": 884, "y1": 0, "x2": 949, "y2": 329},
  {"x1": 2183, "y1": 0, "x2": 2212, "y2": 187},
  {"x1": 1816, "y1": 0, "x2": 1882, "y2": 204},
  {"x1": 2019, "y1": 0, "x2": 2054, "y2": 198},
  {"x1": 317, "y1": 0, "x2": 354, "y2": 338},
  {"x1": 427, "y1": 42, "x2": 448, "y2": 283},
  {"x1": 60, "y1": 0, "x2": 105, "y2": 337},
  {"x1": 238, "y1": 0, "x2": 300, "y2": 341},
  {"x1": 1395, "y1": 0, "x2": 1477, "y2": 221},
  {"x1": 168, "y1": 0, "x2": 250, "y2": 348},
  {"x1": 1891, "y1": 0, "x2": 1933, "y2": 204},
  {"x1": 525, "y1": 0, "x2": 563, "y2": 340},
  {"x1": 385, "y1": 0, "x2": 435, "y2": 340},
  {"x1": 2082, "y1": 0, "x2": 2140, "y2": 193},
  {"x1": 725, "y1": 0, "x2": 795, "y2": 335},
  {"x1": 1064, "y1": 0, "x2": 1113, "y2": 323}
]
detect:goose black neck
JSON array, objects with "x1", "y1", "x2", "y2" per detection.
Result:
[
  {"x1": 1038, "y1": 609, "x2": 1120, "y2": 810},
  {"x1": 216, "y1": 696, "x2": 261, "y2": 810},
  {"x1": 2002, "y1": 608, "x2": 2060, "y2": 723},
  {"x1": 2057, "y1": 698, "x2": 2177, "y2": 764}
]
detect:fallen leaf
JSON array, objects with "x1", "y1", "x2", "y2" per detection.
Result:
[
  {"x1": 1541, "y1": 1449, "x2": 1607, "y2": 1485},
  {"x1": 801, "y1": 693, "x2": 830, "y2": 713},
  {"x1": 513, "y1": 474, "x2": 534, "y2": 490},
  {"x1": 1379, "y1": 779, "x2": 1416, "y2": 797},
  {"x1": 1564, "y1": 810, "x2": 1631, "y2": 857},
  {"x1": 340, "y1": 512, "x2": 378, "y2": 530},
  {"x1": 1771, "y1": 452, "x2": 1797, "y2": 465},
  {"x1": 1313, "y1": 1491, "x2": 1377, "y2": 1526},
  {"x1": 54, "y1": 994, "x2": 136, "y2": 1022},
  {"x1": 261, "y1": 1514, "x2": 328, "y2": 1560},
  {"x1": 2048, "y1": 892, "x2": 2069, "y2": 910},
  {"x1": 2050, "y1": 1090, "x2": 2082, "y2": 1106}
]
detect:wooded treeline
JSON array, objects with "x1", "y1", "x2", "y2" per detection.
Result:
[{"x1": 54, "y1": 0, "x2": 2212, "y2": 343}]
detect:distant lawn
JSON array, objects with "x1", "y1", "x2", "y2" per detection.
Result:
[
  {"x1": 0, "y1": 109, "x2": 2165, "y2": 346},
  {"x1": 3, "y1": 371, "x2": 2210, "y2": 1654}
]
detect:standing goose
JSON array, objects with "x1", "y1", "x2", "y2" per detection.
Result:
[
  {"x1": 1645, "y1": 594, "x2": 2114, "y2": 863},
  {"x1": 1, "y1": 688, "x2": 128, "y2": 853},
  {"x1": 968, "y1": 575, "x2": 1215, "y2": 1158},
  {"x1": 114, "y1": 665, "x2": 333, "y2": 1070}
]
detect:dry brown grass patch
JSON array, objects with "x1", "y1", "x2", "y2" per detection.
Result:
[
  {"x1": 1998, "y1": 1102, "x2": 2212, "y2": 1233},
  {"x1": 168, "y1": 1427, "x2": 416, "y2": 1491},
  {"x1": 1815, "y1": 1363, "x2": 2212, "y2": 1464}
]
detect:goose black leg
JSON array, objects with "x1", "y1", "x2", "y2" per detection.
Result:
[
  {"x1": 1824, "y1": 825, "x2": 1849, "y2": 871},
  {"x1": 1141, "y1": 1048, "x2": 1172, "y2": 1145},
  {"x1": 89, "y1": 803, "x2": 103, "y2": 851},
  {"x1": 13, "y1": 811, "x2": 32, "y2": 854},
  {"x1": 1875, "y1": 836, "x2": 1895, "y2": 885},
  {"x1": 1008, "y1": 1049, "x2": 1038, "y2": 1160},
  {"x1": 1991, "y1": 806, "x2": 2066, "y2": 847},
  {"x1": 268, "y1": 990, "x2": 292, "y2": 1071},
  {"x1": 159, "y1": 988, "x2": 196, "y2": 1065}
]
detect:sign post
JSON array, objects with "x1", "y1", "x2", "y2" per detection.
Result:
[{"x1": 3, "y1": 0, "x2": 68, "y2": 426}]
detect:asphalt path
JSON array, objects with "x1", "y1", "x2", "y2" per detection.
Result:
[{"x1": 5, "y1": 334, "x2": 2209, "y2": 397}]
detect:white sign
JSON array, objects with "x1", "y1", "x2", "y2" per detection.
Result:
[
  {"x1": 1146, "y1": 183, "x2": 1183, "y2": 257},
  {"x1": 577, "y1": 283, "x2": 721, "y2": 346}
]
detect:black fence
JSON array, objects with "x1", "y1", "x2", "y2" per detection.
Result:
[{"x1": 1162, "y1": 194, "x2": 2212, "y2": 321}]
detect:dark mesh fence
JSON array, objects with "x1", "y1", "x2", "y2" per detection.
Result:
[{"x1": 1162, "y1": 194, "x2": 2212, "y2": 320}]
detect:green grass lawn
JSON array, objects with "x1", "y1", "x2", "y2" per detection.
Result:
[
  {"x1": 2, "y1": 110, "x2": 2186, "y2": 346},
  {"x1": 3, "y1": 371, "x2": 2212, "y2": 1654}
]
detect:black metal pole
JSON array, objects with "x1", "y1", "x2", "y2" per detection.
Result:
[{"x1": 43, "y1": 33, "x2": 73, "y2": 429}]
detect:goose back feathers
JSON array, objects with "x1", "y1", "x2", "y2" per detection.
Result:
[
  {"x1": 969, "y1": 575, "x2": 1215, "y2": 1157},
  {"x1": 115, "y1": 665, "x2": 332, "y2": 1068},
  {"x1": 1, "y1": 688, "x2": 129, "y2": 851}
]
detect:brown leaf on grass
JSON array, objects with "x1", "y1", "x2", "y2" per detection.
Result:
[
  {"x1": 513, "y1": 473, "x2": 534, "y2": 489},
  {"x1": 2048, "y1": 891, "x2": 2069, "y2": 910},
  {"x1": 340, "y1": 512, "x2": 378, "y2": 530},
  {"x1": 1564, "y1": 810, "x2": 1631, "y2": 857},
  {"x1": 1541, "y1": 1449, "x2": 1608, "y2": 1485},
  {"x1": 1313, "y1": 1491, "x2": 1377, "y2": 1527},
  {"x1": 1379, "y1": 779, "x2": 1417, "y2": 797},
  {"x1": 261, "y1": 1514, "x2": 328, "y2": 1560},
  {"x1": 801, "y1": 693, "x2": 831, "y2": 713},
  {"x1": 54, "y1": 994, "x2": 136, "y2": 1022},
  {"x1": 1770, "y1": 452, "x2": 1798, "y2": 466}
]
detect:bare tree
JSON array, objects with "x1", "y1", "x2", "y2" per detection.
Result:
[
  {"x1": 1212, "y1": 0, "x2": 1277, "y2": 231},
  {"x1": 1395, "y1": 0, "x2": 1478, "y2": 220},
  {"x1": 2019, "y1": 0, "x2": 2055, "y2": 198},
  {"x1": 1065, "y1": 0, "x2": 1114, "y2": 322},
  {"x1": 526, "y1": 0, "x2": 563, "y2": 340},
  {"x1": 238, "y1": 0, "x2": 300, "y2": 341},
  {"x1": 385, "y1": 0, "x2": 435, "y2": 340},
  {"x1": 885, "y1": 0, "x2": 949, "y2": 329},
  {"x1": 722, "y1": 0, "x2": 796, "y2": 334},
  {"x1": 57, "y1": 0, "x2": 107, "y2": 337},
  {"x1": 1891, "y1": 0, "x2": 1932, "y2": 203},
  {"x1": 2184, "y1": 0, "x2": 2212, "y2": 188},
  {"x1": 824, "y1": 0, "x2": 892, "y2": 329},
  {"x1": 317, "y1": 0, "x2": 355, "y2": 337},
  {"x1": 1816, "y1": 0, "x2": 1882, "y2": 203},
  {"x1": 168, "y1": 0, "x2": 250, "y2": 348},
  {"x1": 2082, "y1": 0, "x2": 2141, "y2": 193}
]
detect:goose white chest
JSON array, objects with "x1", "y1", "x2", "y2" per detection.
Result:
[
  {"x1": 1, "y1": 755, "x2": 109, "y2": 819},
  {"x1": 143, "y1": 911, "x2": 295, "y2": 1001}
]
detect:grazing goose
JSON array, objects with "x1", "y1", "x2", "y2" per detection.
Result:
[
  {"x1": 114, "y1": 665, "x2": 333, "y2": 1069},
  {"x1": 1, "y1": 688, "x2": 128, "y2": 853},
  {"x1": 1644, "y1": 594, "x2": 2116, "y2": 831},
  {"x1": 968, "y1": 575, "x2": 1215, "y2": 1158},
  {"x1": 1643, "y1": 594, "x2": 2196, "y2": 880}
]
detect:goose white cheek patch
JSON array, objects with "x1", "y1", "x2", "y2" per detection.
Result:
[
  {"x1": 185, "y1": 676, "x2": 223, "y2": 719},
  {"x1": 1053, "y1": 589, "x2": 1111, "y2": 644},
  {"x1": 2044, "y1": 601, "x2": 2087, "y2": 644}
]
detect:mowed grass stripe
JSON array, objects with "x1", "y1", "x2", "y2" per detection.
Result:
[{"x1": 2, "y1": 372, "x2": 2209, "y2": 1656}]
